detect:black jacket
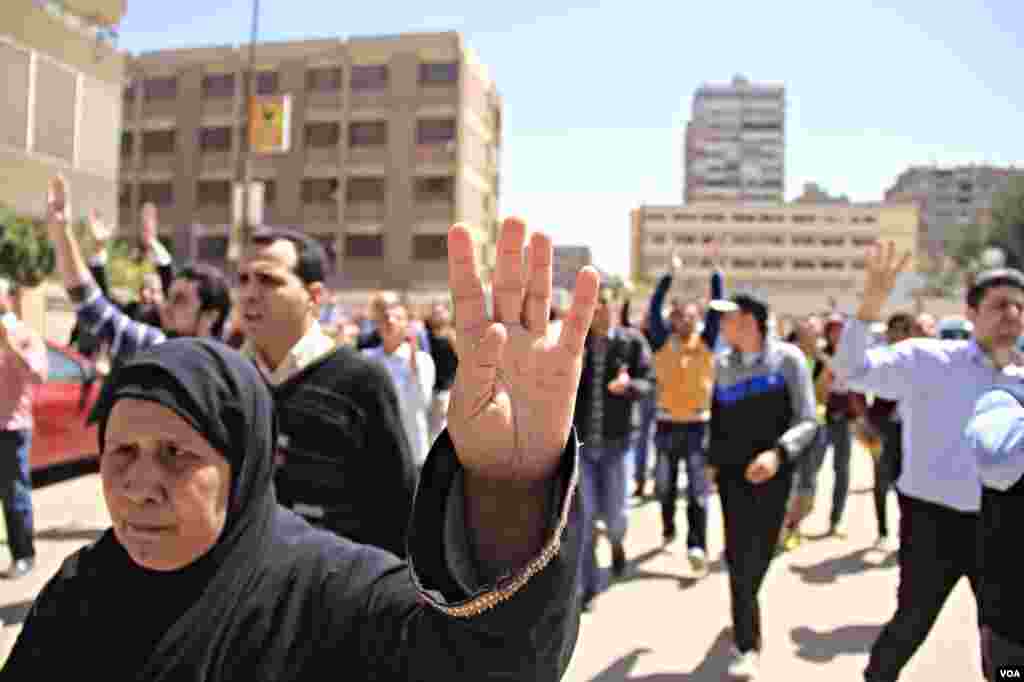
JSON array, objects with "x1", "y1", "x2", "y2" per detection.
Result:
[
  {"x1": 272, "y1": 346, "x2": 418, "y2": 558},
  {"x1": 573, "y1": 327, "x2": 654, "y2": 444}
]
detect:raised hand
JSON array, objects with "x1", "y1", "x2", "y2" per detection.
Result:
[
  {"x1": 858, "y1": 241, "x2": 912, "y2": 321},
  {"x1": 88, "y1": 209, "x2": 113, "y2": 246},
  {"x1": 671, "y1": 247, "x2": 683, "y2": 273},
  {"x1": 446, "y1": 218, "x2": 599, "y2": 484},
  {"x1": 47, "y1": 176, "x2": 69, "y2": 227},
  {"x1": 141, "y1": 202, "x2": 158, "y2": 248}
]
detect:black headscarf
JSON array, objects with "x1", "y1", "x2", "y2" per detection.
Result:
[{"x1": 4, "y1": 338, "x2": 404, "y2": 681}]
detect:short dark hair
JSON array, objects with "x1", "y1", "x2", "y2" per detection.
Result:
[
  {"x1": 967, "y1": 268, "x2": 1024, "y2": 309},
  {"x1": 177, "y1": 263, "x2": 232, "y2": 338},
  {"x1": 733, "y1": 294, "x2": 769, "y2": 339},
  {"x1": 250, "y1": 228, "x2": 327, "y2": 285},
  {"x1": 887, "y1": 312, "x2": 914, "y2": 330}
]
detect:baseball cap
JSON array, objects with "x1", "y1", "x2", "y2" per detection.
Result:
[
  {"x1": 967, "y1": 268, "x2": 1024, "y2": 307},
  {"x1": 708, "y1": 293, "x2": 769, "y2": 329}
]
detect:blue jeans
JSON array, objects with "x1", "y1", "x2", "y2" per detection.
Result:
[
  {"x1": 578, "y1": 438, "x2": 633, "y2": 595},
  {"x1": 655, "y1": 421, "x2": 709, "y2": 550},
  {"x1": 827, "y1": 415, "x2": 853, "y2": 526},
  {"x1": 0, "y1": 430, "x2": 34, "y2": 561},
  {"x1": 632, "y1": 394, "x2": 658, "y2": 487}
]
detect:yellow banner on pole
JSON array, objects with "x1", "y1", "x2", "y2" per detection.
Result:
[{"x1": 249, "y1": 95, "x2": 291, "y2": 154}]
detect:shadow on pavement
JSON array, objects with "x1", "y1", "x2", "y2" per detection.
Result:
[
  {"x1": 612, "y1": 546, "x2": 725, "y2": 590},
  {"x1": 789, "y1": 547, "x2": 897, "y2": 585},
  {"x1": 587, "y1": 629, "x2": 735, "y2": 681},
  {"x1": 34, "y1": 525, "x2": 105, "y2": 543},
  {"x1": 31, "y1": 458, "x2": 99, "y2": 489},
  {"x1": 0, "y1": 599, "x2": 33, "y2": 627},
  {"x1": 790, "y1": 623, "x2": 883, "y2": 662}
]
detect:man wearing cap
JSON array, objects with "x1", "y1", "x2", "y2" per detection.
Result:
[
  {"x1": 706, "y1": 292, "x2": 817, "y2": 678},
  {"x1": 833, "y1": 242, "x2": 1024, "y2": 681},
  {"x1": 573, "y1": 285, "x2": 654, "y2": 611}
]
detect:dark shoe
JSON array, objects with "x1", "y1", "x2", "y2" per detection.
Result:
[
  {"x1": 633, "y1": 481, "x2": 647, "y2": 499},
  {"x1": 611, "y1": 542, "x2": 627, "y2": 577},
  {"x1": 662, "y1": 524, "x2": 677, "y2": 544},
  {"x1": 7, "y1": 557, "x2": 34, "y2": 579}
]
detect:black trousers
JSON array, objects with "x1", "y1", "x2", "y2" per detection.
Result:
[
  {"x1": 864, "y1": 493, "x2": 983, "y2": 681},
  {"x1": 719, "y1": 467, "x2": 792, "y2": 653},
  {"x1": 873, "y1": 421, "x2": 902, "y2": 538}
]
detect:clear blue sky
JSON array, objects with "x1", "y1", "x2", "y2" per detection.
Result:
[{"x1": 117, "y1": 0, "x2": 1024, "y2": 277}]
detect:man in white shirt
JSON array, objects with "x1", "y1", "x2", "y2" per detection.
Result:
[{"x1": 363, "y1": 294, "x2": 436, "y2": 467}]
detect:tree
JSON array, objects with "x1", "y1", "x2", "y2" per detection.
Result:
[
  {"x1": 0, "y1": 204, "x2": 56, "y2": 287},
  {"x1": 984, "y1": 175, "x2": 1024, "y2": 268}
]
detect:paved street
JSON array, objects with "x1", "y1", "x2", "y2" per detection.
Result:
[{"x1": 0, "y1": 430, "x2": 982, "y2": 679}]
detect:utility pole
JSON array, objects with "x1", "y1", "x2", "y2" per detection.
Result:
[{"x1": 236, "y1": 0, "x2": 260, "y2": 263}]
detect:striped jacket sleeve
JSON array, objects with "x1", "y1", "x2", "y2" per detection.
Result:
[{"x1": 75, "y1": 284, "x2": 166, "y2": 360}]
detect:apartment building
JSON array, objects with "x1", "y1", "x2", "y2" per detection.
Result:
[
  {"x1": 684, "y1": 75, "x2": 785, "y2": 204},
  {"x1": 1, "y1": 0, "x2": 125, "y2": 220},
  {"x1": 119, "y1": 32, "x2": 502, "y2": 294},
  {"x1": 630, "y1": 199, "x2": 919, "y2": 316},
  {"x1": 553, "y1": 245, "x2": 593, "y2": 291},
  {"x1": 885, "y1": 164, "x2": 1024, "y2": 260}
]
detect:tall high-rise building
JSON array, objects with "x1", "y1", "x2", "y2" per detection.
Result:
[
  {"x1": 684, "y1": 75, "x2": 785, "y2": 204},
  {"x1": 120, "y1": 32, "x2": 502, "y2": 297},
  {"x1": 885, "y1": 164, "x2": 1024, "y2": 261}
]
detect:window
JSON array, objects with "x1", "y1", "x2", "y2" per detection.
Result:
[
  {"x1": 144, "y1": 77, "x2": 177, "y2": 101},
  {"x1": 761, "y1": 259, "x2": 784, "y2": 269},
  {"x1": 732, "y1": 213, "x2": 756, "y2": 223},
  {"x1": 650, "y1": 234, "x2": 666, "y2": 245},
  {"x1": 119, "y1": 184, "x2": 132, "y2": 210},
  {"x1": 348, "y1": 121, "x2": 387, "y2": 146},
  {"x1": 820, "y1": 236, "x2": 845, "y2": 247},
  {"x1": 645, "y1": 213, "x2": 667, "y2": 222},
  {"x1": 346, "y1": 177, "x2": 385, "y2": 202},
  {"x1": 731, "y1": 234, "x2": 754, "y2": 245},
  {"x1": 414, "y1": 177, "x2": 454, "y2": 202},
  {"x1": 142, "y1": 130, "x2": 176, "y2": 155},
  {"x1": 345, "y1": 234, "x2": 383, "y2": 258},
  {"x1": 732, "y1": 259, "x2": 756, "y2": 269},
  {"x1": 120, "y1": 132, "x2": 133, "y2": 157},
  {"x1": 792, "y1": 214, "x2": 816, "y2": 224},
  {"x1": 701, "y1": 214, "x2": 725, "y2": 222},
  {"x1": 821, "y1": 260, "x2": 845, "y2": 270},
  {"x1": 851, "y1": 259, "x2": 866, "y2": 270},
  {"x1": 123, "y1": 83, "x2": 137, "y2": 102},
  {"x1": 674, "y1": 213, "x2": 697, "y2": 221},
  {"x1": 305, "y1": 122, "x2": 340, "y2": 148},
  {"x1": 419, "y1": 62, "x2": 458, "y2": 85},
  {"x1": 46, "y1": 347, "x2": 84, "y2": 383},
  {"x1": 417, "y1": 118, "x2": 455, "y2": 145},
  {"x1": 302, "y1": 178, "x2": 339, "y2": 204},
  {"x1": 413, "y1": 234, "x2": 448, "y2": 260},
  {"x1": 674, "y1": 234, "x2": 694, "y2": 245},
  {"x1": 852, "y1": 236, "x2": 875, "y2": 247},
  {"x1": 792, "y1": 235, "x2": 816, "y2": 246},
  {"x1": 197, "y1": 181, "x2": 231, "y2": 206},
  {"x1": 198, "y1": 236, "x2": 229, "y2": 260},
  {"x1": 139, "y1": 182, "x2": 173, "y2": 206},
  {"x1": 759, "y1": 214, "x2": 783, "y2": 223},
  {"x1": 202, "y1": 74, "x2": 235, "y2": 98},
  {"x1": 255, "y1": 71, "x2": 278, "y2": 95},
  {"x1": 351, "y1": 65, "x2": 388, "y2": 92},
  {"x1": 756, "y1": 234, "x2": 785, "y2": 246},
  {"x1": 792, "y1": 259, "x2": 816, "y2": 270},
  {"x1": 306, "y1": 67, "x2": 341, "y2": 93},
  {"x1": 258, "y1": 180, "x2": 277, "y2": 204},
  {"x1": 198, "y1": 127, "x2": 231, "y2": 152}
]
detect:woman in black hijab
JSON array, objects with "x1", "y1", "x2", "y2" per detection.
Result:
[{"x1": 1, "y1": 338, "x2": 582, "y2": 681}]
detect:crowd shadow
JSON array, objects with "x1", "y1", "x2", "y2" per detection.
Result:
[
  {"x1": 611, "y1": 545, "x2": 725, "y2": 591},
  {"x1": 789, "y1": 547, "x2": 898, "y2": 585},
  {"x1": 587, "y1": 629, "x2": 736, "y2": 682},
  {"x1": 0, "y1": 599, "x2": 33, "y2": 627},
  {"x1": 790, "y1": 623, "x2": 883, "y2": 662}
]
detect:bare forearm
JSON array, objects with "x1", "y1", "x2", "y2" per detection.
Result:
[
  {"x1": 463, "y1": 472, "x2": 552, "y2": 582},
  {"x1": 50, "y1": 223, "x2": 92, "y2": 290}
]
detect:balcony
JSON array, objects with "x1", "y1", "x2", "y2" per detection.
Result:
[
  {"x1": 195, "y1": 204, "x2": 231, "y2": 226},
  {"x1": 307, "y1": 91, "x2": 343, "y2": 111},
  {"x1": 141, "y1": 153, "x2": 176, "y2": 173},
  {"x1": 201, "y1": 97, "x2": 235, "y2": 118},
  {"x1": 306, "y1": 147, "x2": 339, "y2": 168},
  {"x1": 303, "y1": 203, "x2": 339, "y2": 223},
  {"x1": 415, "y1": 200, "x2": 454, "y2": 224},
  {"x1": 350, "y1": 87, "x2": 390, "y2": 110},
  {"x1": 141, "y1": 98, "x2": 178, "y2": 120},
  {"x1": 346, "y1": 201, "x2": 386, "y2": 223},
  {"x1": 199, "y1": 152, "x2": 232, "y2": 174},
  {"x1": 415, "y1": 143, "x2": 456, "y2": 166},
  {"x1": 347, "y1": 145, "x2": 389, "y2": 167}
]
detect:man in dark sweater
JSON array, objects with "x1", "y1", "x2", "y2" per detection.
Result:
[
  {"x1": 237, "y1": 228, "x2": 416, "y2": 558},
  {"x1": 706, "y1": 293, "x2": 817, "y2": 679},
  {"x1": 573, "y1": 285, "x2": 654, "y2": 611}
]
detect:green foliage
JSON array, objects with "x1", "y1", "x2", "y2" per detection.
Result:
[
  {"x1": 0, "y1": 204, "x2": 56, "y2": 287},
  {"x1": 986, "y1": 176, "x2": 1024, "y2": 265}
]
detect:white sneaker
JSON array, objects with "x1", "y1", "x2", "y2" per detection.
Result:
[
  {"x1": 687, "y1": 547, "x2": 707, "y2": 575},
  {"x1": 727, "y1": 647, "x2": 759, "y2": 679}
]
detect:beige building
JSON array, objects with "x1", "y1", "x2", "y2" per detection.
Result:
[
  {"x1": 630, "y1": 200, "x2": 919, "y2": 316},
  {"x1": 120, "y1": 32, "x2": 502, "y2": 295},
  {"x1": 1, "y1": 0, "x2": 126, "y2": 221}
]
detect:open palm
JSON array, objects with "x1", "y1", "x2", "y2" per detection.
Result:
[{"x1": 446, "y1": 218, "x2": 599, "y2": 484}]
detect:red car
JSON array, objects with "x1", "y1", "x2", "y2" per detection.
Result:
[{"x1": 31, "y1": 342, "x2": 103, "y2": 470}]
